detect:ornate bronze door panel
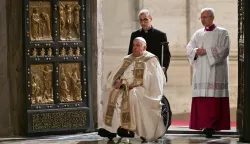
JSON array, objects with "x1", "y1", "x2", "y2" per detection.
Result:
[
  {"x1": 238, "y1": 0, "x2": 250, "y2": 142},
  {"x1": 24, "y1": 0, "x2": 93, "y2": 134}
]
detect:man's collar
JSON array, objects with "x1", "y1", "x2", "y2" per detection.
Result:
[
  {"x1": 139, "y1": 26, "x2": 154, "y2": 33},
  {"x1": 205, "y1": 24, "x2": 216, "y2": 31}
]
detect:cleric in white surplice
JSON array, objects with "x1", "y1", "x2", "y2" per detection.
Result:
[{"x1": 186, "y1": 8, "x2": 230, "y2": 137}]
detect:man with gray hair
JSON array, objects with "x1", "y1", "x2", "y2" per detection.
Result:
[
  {"x1": 186, "y1": 8, "x2": 230, "y2": 137},
  {"x1": 98, "y1": 37, "x2": 170, "y2": 142},
  {"x1": 128, "y1": 9, "x2": 171, "y2": 82}
]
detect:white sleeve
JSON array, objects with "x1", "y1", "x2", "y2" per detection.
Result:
[
  {"x1": 206, "y1": 30, "x2": 230, "y2": 66},
  {"x1": 186, "y1": 32, "x2": 198, "y2": 66}
]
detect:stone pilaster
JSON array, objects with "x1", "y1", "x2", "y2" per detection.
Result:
[
  {"x1": 6, "y1": 0, "x2": 25, "y2": 136},
  {"x1": 0, "y1": 0, "x2": 13, "y2": 136},
  {"x1": 91, "y1": 0, "x2": 104, "y2": 128}
]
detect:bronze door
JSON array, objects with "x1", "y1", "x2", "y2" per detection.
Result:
[{"x1": 24, "y1": 0, "x2": 93, "y2": 134}]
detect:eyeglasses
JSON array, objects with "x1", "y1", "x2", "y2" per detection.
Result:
[
  {"x1": 199, "y1": 16, "x2": 212, "y2": 20},
  {"x1": 139, "y1": 18, "x2": 149, "y2": 23}
]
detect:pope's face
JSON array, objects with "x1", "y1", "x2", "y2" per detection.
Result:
[{"x1": 133, "y1": 40, "x2": 146, "y2": 57}]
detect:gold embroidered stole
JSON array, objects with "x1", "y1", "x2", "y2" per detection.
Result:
[
  {"x1": 105, "y1": 52, "x2": 155, "y2": 130},
  {"x1": 112, "y1": 58, "x2": 133, "y2": 86},
  {"x1": 104, "y1": 88, "x2": 121, "y2": 126},
  {"x1": 120, "y1": 81, "x2": 130, "y2": 129},
  {"x1": 105, "y1": 57, "x2": 133, "y2": 127}
]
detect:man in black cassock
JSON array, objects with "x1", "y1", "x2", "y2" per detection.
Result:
[{"x1": 128, "y1": 9, "x2": 171, "y2": 82}]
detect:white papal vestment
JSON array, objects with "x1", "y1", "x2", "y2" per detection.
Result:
[{"x1": 99, "y1": 51, "x2": 167, "y2": 141}]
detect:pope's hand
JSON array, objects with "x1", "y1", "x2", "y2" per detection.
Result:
[
  {"x1": 129, "y1": 84, "x2": 134, "y2": 89},
  {"x1": 114, "y1": 82, "x2": 122, "y2": 89}
]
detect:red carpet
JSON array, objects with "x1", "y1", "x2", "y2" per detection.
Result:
[{"x1": 171, "y1": 120, "x2": 236, "y2": 127}]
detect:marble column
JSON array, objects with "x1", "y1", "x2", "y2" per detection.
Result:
[
  {"x1": 0, "y1": 0, "x2": 13, "y2": 136},
  {"x1": 6, "y1": 0, "x2": 25, "y2": 135},
  {"x1": 91, "y1": 0, "x2": 104, "y2": 128},
  {"x1": 0, "y1": 0, "x2": 27, "y2": 136}
]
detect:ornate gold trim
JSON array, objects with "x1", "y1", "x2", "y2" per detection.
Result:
[
  {"x1": 105, "y1": 89, "x2": 120, "y2": 126},
  {"x1": 133, "y1": 61, "x2": 145, "y2": 86}
]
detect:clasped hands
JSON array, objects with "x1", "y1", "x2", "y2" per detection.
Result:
[
  {"x1": 114, "y1": 81, "x2": 136, "y2": 89},
  {"x1": 196, "y1": 48, "x2": 206, "y2": 56}
]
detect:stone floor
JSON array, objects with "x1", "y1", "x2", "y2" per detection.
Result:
[{"x1": 0, "y1": 126, "x2": 246, "y2": 144}]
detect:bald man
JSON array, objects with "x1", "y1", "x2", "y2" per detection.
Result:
[{"x1": 98, "y1": 37, "x2": 168, "y2": 142}]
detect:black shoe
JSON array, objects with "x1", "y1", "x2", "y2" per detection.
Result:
[
  {"x1": 140, "y1": 137, "x2": 147, "y2": 143},
  {"x1": 98, "y1": 128, "x2": 116, "y2": 140},
  {"x1": 203, "y1": 128, "x2": 214, "y2": 138},
  {"x1": 117, "y1": 127, "x2": 135, "y2": 138}
]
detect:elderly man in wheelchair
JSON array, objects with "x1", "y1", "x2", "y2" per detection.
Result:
[{"x1": 98, "y1": 37, "x2": 172, "y2": 142}]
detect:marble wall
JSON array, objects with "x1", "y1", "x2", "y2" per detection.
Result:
[
  {"x1": 103, "y1": 0, "x2": 140, "y2": 49},
  {"x1": 144, "y1": 0, "x2": 188, "y2": 55}
]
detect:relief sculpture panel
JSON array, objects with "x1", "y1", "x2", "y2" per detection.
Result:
[
  {"x1": 30, "y1": 1, "x2": 52, "y2": 41},
  {"x1": 59, "y1": 63, "x2": 82, "y2": 102},
  {"x1": 31, "y1": 64, "x2": 54, "y2": 104},
  {"x1": 59, "y1": 1, "x2": 81, "y2": 40}
]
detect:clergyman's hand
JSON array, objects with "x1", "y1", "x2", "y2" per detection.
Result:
[
  {"x1": 196, "y1": 48, "x2": 202, "y2": 55},
  {"x1": 196, "y1": 48, "x2": 206, "y2": 56},
  {"x1": 162, "y1": 67, "x2": 166, "y2": 73}
]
